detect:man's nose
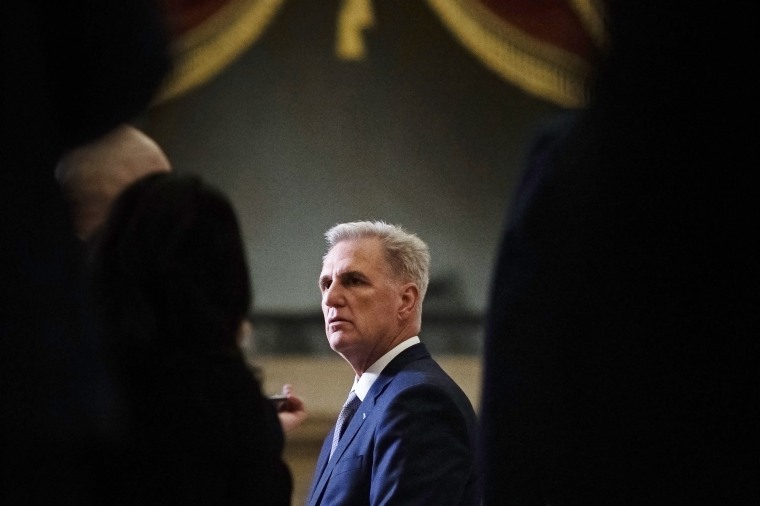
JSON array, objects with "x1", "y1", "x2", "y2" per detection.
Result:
[{"x1": 323, "y1": 282, "x2": 344, "y2": 307}]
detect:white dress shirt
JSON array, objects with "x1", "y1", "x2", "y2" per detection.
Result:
[{"x1": 348, "y1": 336, "x2": 420, "y2": 401}]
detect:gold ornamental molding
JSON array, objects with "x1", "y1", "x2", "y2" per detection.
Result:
[
  {"x1": 153, "y1": 0, "x2": 287, "y2": 105},
  {"x1": 151, "y1": 0, "x2": 605, "y2": 108},
  {"x1": 425, "y1": 0, "x2": 606, "y2": 108}
]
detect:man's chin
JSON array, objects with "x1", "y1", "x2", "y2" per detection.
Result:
[{"x1": 328, "y1": 332, "x2": 352, "y2": 352}]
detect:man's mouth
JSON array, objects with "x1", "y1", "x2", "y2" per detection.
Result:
[{"x1": 327, "y1": 316, "x2": 351, "y2": 331}]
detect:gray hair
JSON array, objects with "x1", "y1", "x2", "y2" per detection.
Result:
[{"x1": 324, "y1": 220, "x2": 430, "y2": 302}]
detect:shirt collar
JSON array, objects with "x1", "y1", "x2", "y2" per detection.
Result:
[{"x1": 351, "y1": 336, "x2": 420, "y2": 401}]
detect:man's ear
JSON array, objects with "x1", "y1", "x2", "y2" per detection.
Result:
[{"x1": 397, "y1": 282, "x2": 419, "y2": 319}]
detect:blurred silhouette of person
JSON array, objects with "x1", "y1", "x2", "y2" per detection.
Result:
[
  {"x1": 1, "y1": 1, "x2": 170, "y2": 503},
  {"x1": 307, "y1": 221, "x2": 481, "y2": 505},
  {"x1": 91, "y1": 172, "x2": 300, "y2": 505},
  {"x1": 480, "y1": 2, "x2": 756, "y2": 504},
  {"x1": 55, "y1": 123, "x2": 172, "y2": 241}
]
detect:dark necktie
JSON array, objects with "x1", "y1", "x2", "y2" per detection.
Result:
[{"x1": 330, "y1": 390, "x2": 361, "y2": 459}]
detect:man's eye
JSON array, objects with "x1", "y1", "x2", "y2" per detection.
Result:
[
  {"x1": 320, "y1": 280, "x2": 331, "y2": 291},
  {"x1": 347, "y1": 277, "x2": 362, "y2": 286}
]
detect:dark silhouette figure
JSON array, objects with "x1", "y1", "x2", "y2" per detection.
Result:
[
  {"x1": 91, "y1": 172, "x2": 293, "y2": 505},
  {"x1": 481, "y1": 2, "x2": 756, "y2": 504},
  {"x1": 1, "y1": 1, "x2": 170, "y2": 503}
]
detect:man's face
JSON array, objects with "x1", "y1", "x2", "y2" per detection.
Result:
[{"x1": 319, "y1": 237, "x2": 402, "y2": 364}]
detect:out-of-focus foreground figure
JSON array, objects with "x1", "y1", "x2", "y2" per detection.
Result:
[
  {"x1": 1, "y1": 1, "x2": 170, "y2": 503},
  {"x1": 55, "y1": 124, "x2": 172, "y2": 241},
  {"x1": 480, "y1": 2, "x2": 756, "y2": 504}
]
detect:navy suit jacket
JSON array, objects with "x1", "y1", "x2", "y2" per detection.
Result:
[{"x1": 307, "y1": 343, "x2": 481, "y2": 506}]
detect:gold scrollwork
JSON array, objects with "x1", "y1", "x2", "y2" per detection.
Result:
[
  {"x1": 425, "y1": 0, "x2": 605, "y2": 108},
  {"x1": 153, "y1": 0, "x2": 287, "y2": 106}
]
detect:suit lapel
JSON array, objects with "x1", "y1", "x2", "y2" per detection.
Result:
[{"x1": 308, "y1": 393, "x2": 373, "y2": 505}]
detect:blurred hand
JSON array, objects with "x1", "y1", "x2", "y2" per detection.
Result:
[{"x1": 275, "y1": 383, "x2": 307, "y2": 433}]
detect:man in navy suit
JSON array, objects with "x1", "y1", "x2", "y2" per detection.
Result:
[{"x1": 307, "y1": 220, "x2": 481, "y2": 505}]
